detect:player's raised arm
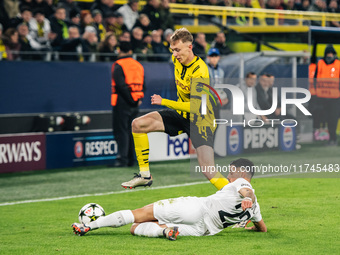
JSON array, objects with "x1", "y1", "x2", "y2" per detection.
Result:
[
  {"x1": 151, "y1": 94, "x2": 191, "y2": 113},
  {"x1": 239, "y1": 187, "x2": 256, "y2": 211}
]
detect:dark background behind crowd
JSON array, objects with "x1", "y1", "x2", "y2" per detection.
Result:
[{"x1": 0, "y1": 0, "x2": 339, "y2": 61}]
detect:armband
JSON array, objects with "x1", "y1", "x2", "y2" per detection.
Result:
[{"x1": 243, "y1": 197, "x2": 252, "y2": 202}]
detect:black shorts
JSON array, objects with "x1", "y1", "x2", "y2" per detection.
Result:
[{"x1": 158, "y1": 109, "x2": 214, "y2": 149}]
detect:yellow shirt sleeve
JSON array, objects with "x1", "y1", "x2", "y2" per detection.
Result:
[{"x1": 161, "y1": 99, "x2": 191, "y2": 112}]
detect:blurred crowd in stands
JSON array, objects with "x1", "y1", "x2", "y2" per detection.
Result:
[
  {"x1": 0, "y1": 0, "x2": 175, "y2": 61},
  {"x1": 0, "y1": 0, "x2": 339, "y2": 61}
]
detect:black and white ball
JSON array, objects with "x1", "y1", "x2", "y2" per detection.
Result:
[{"x1": 78, "y1": 203, "x2": 105, "y2": 224}]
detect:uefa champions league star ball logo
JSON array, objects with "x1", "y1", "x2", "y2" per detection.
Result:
[
  {"x1": 74, "y1": 141, "x2": 83, "y2": 158},
  {"x1": 283, "y1": 127, "x2": 293, "y2": 148},
  {"x1": 229, "y1": 128, "x2": 240, "y2": 152}
]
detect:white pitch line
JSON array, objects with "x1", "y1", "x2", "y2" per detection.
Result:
[{"x1": 0, "y1": 181, "x2": 209, "y2": 207}]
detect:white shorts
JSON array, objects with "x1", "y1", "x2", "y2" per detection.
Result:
[{"x1": 153, "y1": 196, "x2": 209, "y2": 236}]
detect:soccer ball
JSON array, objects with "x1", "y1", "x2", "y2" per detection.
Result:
[{"x1": 78, "y1": 203, "x2": 105, "y2": 224}]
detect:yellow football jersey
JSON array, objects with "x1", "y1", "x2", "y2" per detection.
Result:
[
  {"x1": 172, "y1": 55, "x2": 210, "y2": 118},
  {"x1": 173, "y1": 55, "x2": 209, "y2": 102}
]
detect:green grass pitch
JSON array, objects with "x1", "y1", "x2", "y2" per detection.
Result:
[{"x1": 0, "y1": 143, "x2": 339, "y2": 254}]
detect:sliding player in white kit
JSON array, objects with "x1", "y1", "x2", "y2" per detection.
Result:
[{"x1": 72, "y1": 158, "x2": 267, "y2": 240}]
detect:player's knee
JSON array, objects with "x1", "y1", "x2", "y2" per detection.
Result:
[
  {"x1": 131, "y1": 118, "x2": 142, "y2": 133},
  {"x1": 130, "y1": 223, "x2": 140, "y2": 235}
]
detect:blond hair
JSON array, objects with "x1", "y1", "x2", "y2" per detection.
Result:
[{"x1": 170, "y1": 27, "x2": 193, "y2": 44}]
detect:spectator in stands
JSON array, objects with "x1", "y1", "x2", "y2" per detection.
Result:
[
  {"x1": 29, "y1": 9, "x2": 52, "y2": 50},
  {"x1": 117, "y1": 0, "x2": 139, "y2": 31},
  {"x1": 133, "y1": 14, "x2": 153, "y2": 36},
  {"x1": 18, "y1": 23, "x2": 40, "y2": 60},
  {"x1": 193, "y1": 32, "x2": 207, "y2": 58},
  {"x1": 59, "y1": 0, "x2": 81, "y2": 20},
  {"x1": 0, "y1": 23, "x2": 10, "y2": 60},
  {"x1": 131, "y1": 26, "x2": 144, "y2": 51},
  {"x1": 328, "y1": 0, "x2": 340, "y2": 27},
  {"x1": 10, "y1": 7, "x2": 32, "y2": 29},
  {"x1": 131, "y1": 26, "x2": 151, "y2": 60},
  {"x1": 50, "y1": 6, "x2": 70, "y2": 50},
  {"x1": 206, "y1": 48, "x2": 228, "y2": 118},
  {"x1": 163, "y1": 27, "x2": 173, "y2": 46},
  {"x1": 90, "y1": 0, "x2": 118, "y2": 18},
  {"x1": 294, "y1": 0, "x2": 303, "y2": 10},
  {"x1": 141, "y1": 0, "x2": 161, "y2": 31},
  {"x1": 60, "y1": 26, "x2": 91, "y2": 61},
  {"x1": 159, "y1": 0, "x2": 174, "y2": 31},
  {"x1": 105, "y1": 12, "x2": 116, "y2": 34},
  {"x1": 256, "y1": 74, "x2": 273, "y2": 120},
  {"x1": 308, "y1": 0, "x2": 327, "y2": 26},
  {"x1": 207, "y1": 48, "x2": 224, "y2": 87},
  {"x1": 98, "y1": 32, "x2": 118, "y2": 61},
  {"x1": 82, "y1": 26, "x2": 99, "y2": 61},
  {"x1": 119, "y1": 30, "x2": 131, "y2": 43},
  {"x1": 210, "y1": 31, "x2": 232, "y2": 56},
  {"x1": 151, "y1": 29, "x2": 170, "y2": 61},
  {"x1": 69, "y1": 9, "x2": 81, "y2": 29},
  {"x1": 80, "y1": 10, "x2": 93, "y2": 34},
  {"x1": 142, "y1": 33, "x2": 153, "y2": 56},
  {"x1": 92, "y1": 9, "x2": 106, "y2": 42},
  {"x1": 255, "y1": 73, "x2": 295, "y2": 121},
  {"x1": 115, "y1": 12, "x2": 128, "y2": 35},
  {"x1": 236, "y1": 72, "x2": 260, "y2": 121},
  {"x1": 3, "y1": 27, "x2": 20, "y2": 60},
  {"x1": 301, "y1": 0, "x2": 311, "y2": 11},
  {"x1": 106, "y1": 12, "x2": 127, "y2": 38}
]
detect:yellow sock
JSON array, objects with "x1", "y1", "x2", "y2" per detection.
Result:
[
  {"x1": 133, "y1": 133, "x2": 150, "y2": 175},
  {"x1": 209, "y1": 172, "x2": 229, "y2": 190}
]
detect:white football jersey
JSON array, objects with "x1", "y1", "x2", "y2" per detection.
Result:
[{"x1": 200, "y1": 178, "x2": 262, "y2": 235}]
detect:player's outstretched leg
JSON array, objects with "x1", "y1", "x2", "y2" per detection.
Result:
[{"x1": 71, "y1": 210, "x2": 135, "y2": 236}]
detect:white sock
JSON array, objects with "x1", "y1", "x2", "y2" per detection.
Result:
[
  {"x1": 140, "y1": 171, "x2": 151, "y2": 178},
  {"x1": 88, "y1": 210, "x2": 134, "y2": 229},
  {"x1": 134, "y1": 222, "x2": 164, "y2": 238}
]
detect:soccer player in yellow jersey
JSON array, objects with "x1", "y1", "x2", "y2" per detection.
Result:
[{"x1": 121, "y1": 28, "x2": 229, "y2": 190}]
